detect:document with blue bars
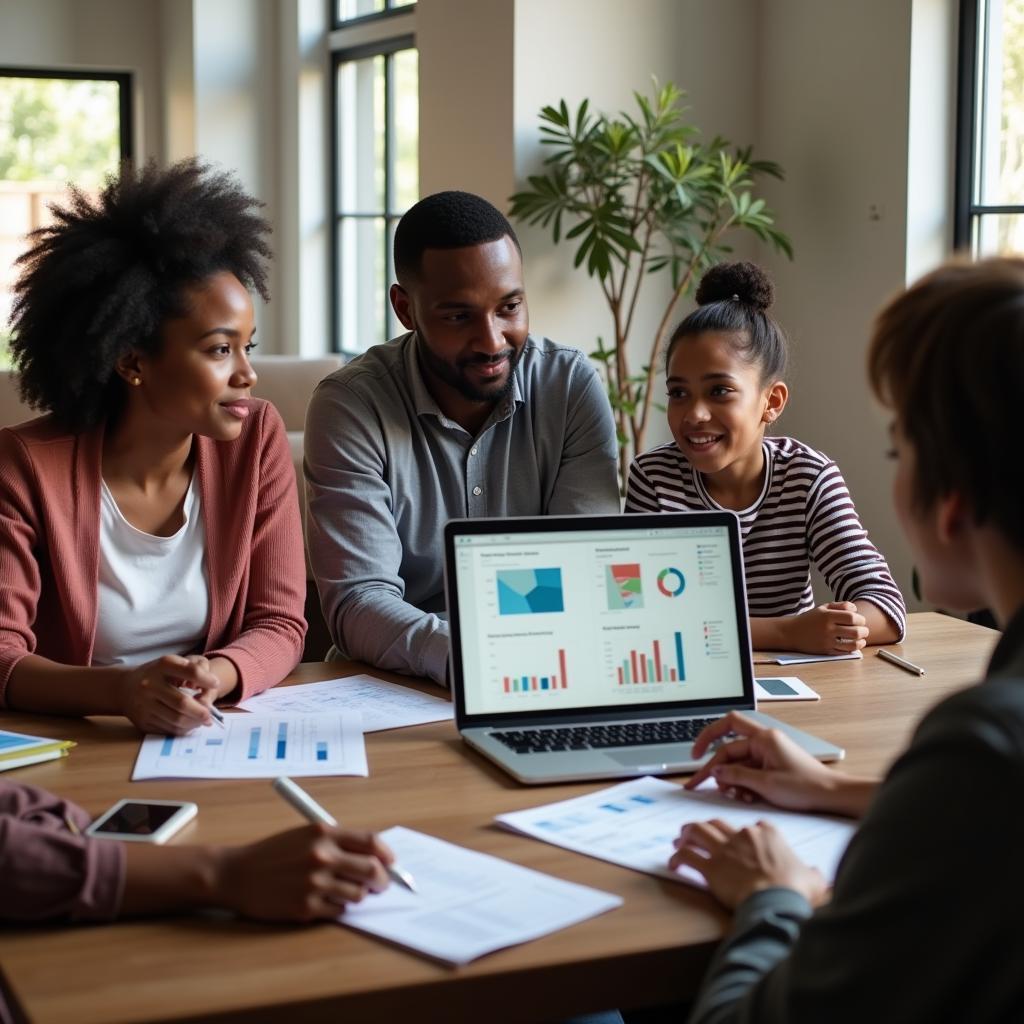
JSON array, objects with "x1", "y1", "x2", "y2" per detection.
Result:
[{"x1": 132, "y1": 712, "x2": 368, "y2": 780}]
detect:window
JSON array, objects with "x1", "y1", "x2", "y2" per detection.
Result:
[
  {"x1": 331, "y1": 2, "x2": 418, "y2": 354},
  {"x1": 955, "y1": 0, "x2": 1024, "y2": 253},
  {"x1": 0, "y1": 68, "x2": 132, "y2": 363}
]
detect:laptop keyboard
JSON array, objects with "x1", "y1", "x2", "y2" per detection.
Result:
[{"x1": 490, "y1": 718, "x2": 717, "y2": 755}]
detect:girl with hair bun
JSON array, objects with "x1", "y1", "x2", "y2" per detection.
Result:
[
  {"x1": 0, "y1": 159, "x2": 306, "y2": 735},
  {"x1": 626, "y1": 261, "x2": 905, "y2": 654}
]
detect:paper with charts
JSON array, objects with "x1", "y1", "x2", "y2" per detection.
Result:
[
  {"x1": 239, "y1": 674, "x2": 453, "y2": 732},
  {"x1": 340, "y1": 826, "x2": 621, "y2": 965},
  {"x1": 495, "y1": 776, "x2": 856, "y2": 889},
  {"x1": 131, "y1": 712, "x2": 368, "y2": 780}
]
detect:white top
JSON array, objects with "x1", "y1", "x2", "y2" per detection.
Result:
[{"x1": 92, "y1": 474, "x2": 211, "y2": 667}]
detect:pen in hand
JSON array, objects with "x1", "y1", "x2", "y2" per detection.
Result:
[
  {"x1": 180, "y1": 686, "x2": 226, "y2": 728},
  {"x1": 272, "y1": 776, "x2": 418, "y2": 893}
]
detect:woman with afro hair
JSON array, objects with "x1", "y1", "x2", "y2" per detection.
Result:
[{"x1": 0, "y1": 159, "x2": 306, "y2": 735}]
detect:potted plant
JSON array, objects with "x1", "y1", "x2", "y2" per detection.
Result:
[{"x1": 509, "y1": 81, "x2": 792, "y2": 487}]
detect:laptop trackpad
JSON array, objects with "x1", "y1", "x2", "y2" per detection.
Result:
[{"x1": 607, "y1": 745, "x2": 693, "y2": 768}]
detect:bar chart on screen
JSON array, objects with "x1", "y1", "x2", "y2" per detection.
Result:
[
  {"x1": 605, "y1": 632, "x2": 686, "y2": 686},
  {"x1": 132, "y1": 712, "x2": 368, "y2": 780},
  {"x1": 499, "y1": 647, "x2": 570, "y2": 695}
]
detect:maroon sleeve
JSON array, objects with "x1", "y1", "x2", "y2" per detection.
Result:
[{"x1": 0, "y1": 781, "x2": 125, "y2": 922}]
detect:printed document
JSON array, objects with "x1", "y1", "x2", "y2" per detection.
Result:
[
  {"x1": 496, "y1": 776, "x2": 855, "y2": 889},
  {"x1": 132, "y1": 712, "x2": 368, "y2": 780},
  {"x1": 240, "y1": 675, "x2": 453, "y2": 732},
  {"x1": 341, "y1": 826, "x2": 622, "y2": 965}
]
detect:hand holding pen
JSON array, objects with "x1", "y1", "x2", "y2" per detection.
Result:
[{"x1": 273, "y1": 776, "x2": 418, "y2": 893}]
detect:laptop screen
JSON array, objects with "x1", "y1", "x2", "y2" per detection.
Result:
[{"x1": 447, "y1": 515, "x2": 752, "y2": 721}]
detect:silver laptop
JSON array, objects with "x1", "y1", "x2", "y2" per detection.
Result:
[{"x1": 443, "y1": 512, "x2": 844, "y2": 785}]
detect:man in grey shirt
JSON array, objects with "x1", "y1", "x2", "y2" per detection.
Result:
[{"x1": 304, "y1": 191, "x2": 620, "y2": 684}]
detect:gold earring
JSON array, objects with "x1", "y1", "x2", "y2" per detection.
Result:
[{"x1": 131, "y1": 376, "x2": 141, "y2": 386}]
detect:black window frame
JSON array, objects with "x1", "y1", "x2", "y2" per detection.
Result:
[
  {"x1": 954, "y1": 0, "x2": 1024, "y2": 250},
  {"x1": 329, "y1": 3, "x2": 416, "y2": 355},
  {"x1": 0, "y1": 66, "x2": 133, "y2": 166},
  {"x1": 331, "y1": 0, "x2": 414, "y2": 31}
]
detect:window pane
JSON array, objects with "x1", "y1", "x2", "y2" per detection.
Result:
[
  {"x1": 390, "y1": 0, "x2": 416, "y2": 8},
  {"x1": 337, "y1": 0, "x2": 385, "y2": 21},
  {"x1": 337, "y1": 56, "x2": 385, "y2": 213},
  {"x1": 0, "y1": 75, "x2": 123, "y2": 365},
  {"x1": 339, "y1": 216, "x2": 386, "y2": 351},
  {"x1": 387, "y1": 217, "x2": 402, "y2": 338},
  {"x1": 974, "y1": 212, "x2": 1024, "y2": 255},
  {"x1": 978, "y1": 0, "x2": 1024, "y2": 205},
  {"x1": 391, "y1": 48, "x2": 419, "y2": 212}
]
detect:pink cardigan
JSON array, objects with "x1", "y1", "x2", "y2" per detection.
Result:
[{"x1": 0, "y1": 399, "x2": 307, "y2": 705}]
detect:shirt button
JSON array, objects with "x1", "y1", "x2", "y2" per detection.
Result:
[
  {"x1": 472, "y1": 486, "x2": 483, "y2": 496},
  {"x1": 470, "y1": 446, "x2": 478, "y2": 456}
]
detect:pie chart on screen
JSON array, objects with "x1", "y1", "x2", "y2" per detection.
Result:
[{"x1": 657, "y1": 567, "x2": 686, "y2": 597}]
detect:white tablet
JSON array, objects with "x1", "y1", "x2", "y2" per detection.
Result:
[{"x1": 754, "y1": 676, "x2": 820, "y2": 702}]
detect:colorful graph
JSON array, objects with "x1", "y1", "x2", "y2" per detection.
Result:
[
  {"x1": 615, "y1": 632, "x2": 686, "y2": 685},
  {"x1": 497, "y1": 568, "x2": 565, "y2": 615},
  {"x1": 657, "y1": 567, "x2": 686, "y2": 597},
  {"x1": 606, "y1": 563, "x2": 643, "y2": 610},
  {"x1": 503, "y1": 649, "x2": 569, "y2": 693}
]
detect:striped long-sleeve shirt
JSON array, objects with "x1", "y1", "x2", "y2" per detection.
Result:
[{"x1": 625, "y1": 436, "x2": 906, "y2": 637}]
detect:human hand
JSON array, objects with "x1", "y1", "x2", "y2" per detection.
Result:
[
  {"x1": 215, "y1": 824, "x2": 395, "y2": 921},
  {"x1": 784, "y1": 602, "x2": 868, "y2": 654},
  {"x1": 117, "y1": 655, "x2": 221, "y2": 735},
  {"x1": 685, "y1": 711, "x2": 842, "y2": 813},
  {"x1": 668, "y1": 818, "x2": 828, "y2": 909}
]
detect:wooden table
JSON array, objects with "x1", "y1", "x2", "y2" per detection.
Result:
[{"x1": 0, "y1": 612, "x2": 998, "y2": 1024}]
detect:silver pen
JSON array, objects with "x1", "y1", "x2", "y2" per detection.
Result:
[
  {"x1": 877, "y1": 648, "x2": 925, "y2": 676},
  {"x1": 180, "y1": 687, "x2": 226, "y2": 728},
  {"x1": 272, "y1": 776, "x2": 418, "y2": 893}
]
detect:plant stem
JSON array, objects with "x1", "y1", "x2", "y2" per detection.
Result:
[{"x1": 635, "y1": 216, "x2": 732, "y2": 448}]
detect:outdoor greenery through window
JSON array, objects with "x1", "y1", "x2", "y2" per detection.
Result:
[
  {"x1": 335, "y1": 0, "x2": 414, "y2": 22},
  {"x1": 331, "y1": 3, "x2": 418, "y2": 353},
  {"x1": 958, "y1": 0, "x2": 1024, "y2": 254},
  {"x1": 0, "y1": 70, "x2": 130, "y2": 367}
]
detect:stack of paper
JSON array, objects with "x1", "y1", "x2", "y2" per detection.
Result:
[
  {"x1": 341, "y1": 826, "x2": 622, "y2": 965},
  {"x1": 0, "y1": 729, "x2": 75, "y2": 772}
]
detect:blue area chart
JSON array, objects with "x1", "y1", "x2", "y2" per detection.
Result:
[{"x1": 497, "y1": 568, "x2": 565, "y2": 615}]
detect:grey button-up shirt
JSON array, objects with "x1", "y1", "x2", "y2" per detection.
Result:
[{"x1": 304, "y1": 332, "x2": 620, "y2": 683}]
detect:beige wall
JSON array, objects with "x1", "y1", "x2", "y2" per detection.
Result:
[
  {"x1": 418, "y1": 0, "x2": 516, "y2": 203},
  {"x1": 510, "y1": 0, "x2": 759, "y2": 449},
  {"x1": 754, "y1": 0, "x2": 956, "y2": 610}
]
